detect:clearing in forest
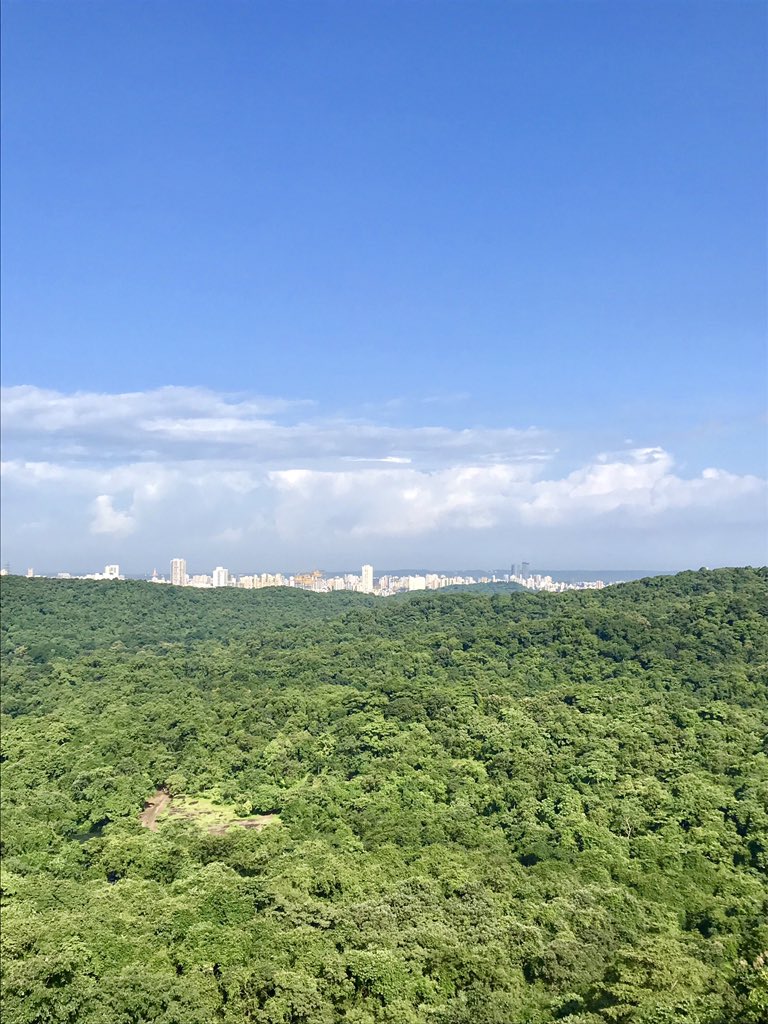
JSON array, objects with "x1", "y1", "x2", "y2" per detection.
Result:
[{"x1": 140, "y1": 791, "x2": 278, "y2": 835}]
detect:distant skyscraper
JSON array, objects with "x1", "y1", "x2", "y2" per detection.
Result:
[
  {"x1": 407, "y1": 575, "x2": 427, "y2": 591},
  {"x1": 212, "y1": 566, "x2": 230, "y2": 588},
  {"x1": 104, "y1": 564, "x2": 120, "y2": 579},
  {"x1": 170, "y1": 558, "x2": 187, "y2": 586},
  {"x1": 521, "y1": 561, "x2": 530, "y2": 578},
  {"x1": 361, "y1": 564, "x2": 374, "y2": 593}
]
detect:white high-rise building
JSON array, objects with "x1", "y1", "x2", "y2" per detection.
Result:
[
  {"x1": 170, "y1": 558, "x2": 187, "y2": 586},
  {"x1": 104, "y1": 564, "x2": 121, "y2": 580},
  {"x1": 407, "y1": 575, "x2": 426, "y2": 591},
  {"x1": 212, "y1": 566, "x2": 230, "y2": 588},
  {"x1": 361, "y1": 564, "x2": 374, "y2": 594}
]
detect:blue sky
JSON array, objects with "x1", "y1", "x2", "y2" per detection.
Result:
[{"x1": 2, "y1": 1, "x2": 766, "y2": 573}]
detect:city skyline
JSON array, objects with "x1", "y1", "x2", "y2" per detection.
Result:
[
  {"x1": 2, "y1": 538, "x2": 757, "y2": 580},
  {"x1": 2, "y1": 553, "x2": 702, "y2": 582},
  {"x1": 10, "y1": 559, "x2": 618, "y2": 597}
]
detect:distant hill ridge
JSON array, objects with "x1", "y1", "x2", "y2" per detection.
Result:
[{"x1": 1, "y1": 567, "x2": 764, "y2": 661}]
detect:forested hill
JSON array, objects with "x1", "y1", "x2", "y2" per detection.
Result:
[
  {"x1": 0, "y1": 576, "x2": 372, "y2": 659},
  {"x1": 2, "y1": 568, "x2": 767, "y2": 1024},
  {"x1": 439, "y1": 580, "x2": 526, "y2": 594}
]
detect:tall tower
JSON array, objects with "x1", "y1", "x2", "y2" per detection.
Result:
[
  {"x1": 521, "y1": 561, "x2": 530, "y2": 578},
  {"x1": 212, "y1": 566, "x2": 230, "y2": 588},
  {"x1": 170, "y1": 558, "x2": 187, "y2": 586},
  {"x1": 361, "y1": 564, "x2": 374, "y2": 594}
]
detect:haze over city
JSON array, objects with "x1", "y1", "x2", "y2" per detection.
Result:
[
  {"x1": 2, "y1": 2, "x2": 766, "y2": 571},
  {"x1": 15, "y1": 560, "x2": 623, "y2": 598}
]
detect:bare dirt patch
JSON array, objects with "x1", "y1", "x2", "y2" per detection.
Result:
[
  {"x1": 140, "y1": 790, "x2": 171, "y2": 831},
  {"x1": 207, "y1": 815, "x2": 277, "y2": 836},
  {"x1": 139, "y1": 790, "x2": 278, "y2": 835}
]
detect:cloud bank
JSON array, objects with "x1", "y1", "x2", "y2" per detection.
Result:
[{"x1": 1, "y1": 385, "x2": 765, "y2": 572}]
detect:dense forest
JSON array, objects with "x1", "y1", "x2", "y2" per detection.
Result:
[{"x1": 1, "y1": 569, "x2": 766, "y2": 1023}]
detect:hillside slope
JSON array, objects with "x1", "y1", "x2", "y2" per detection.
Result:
[
  {"x1": 0, "y1": 576, "x2": 371, "y2": 659},
  {"x1": 1, "y1": 568, "x2": 767, "y2": 1023}
]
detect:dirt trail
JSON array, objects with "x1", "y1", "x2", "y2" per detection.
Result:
[{"x1": 139, "y1": 790, "x2": 171, "y2": 831}]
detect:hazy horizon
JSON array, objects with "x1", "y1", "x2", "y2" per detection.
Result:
[{"x1": 10, "y1": 564, "x2": 747, "y2": 584}]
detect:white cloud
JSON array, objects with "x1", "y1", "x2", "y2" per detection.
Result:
[
  {"x1": 1, "y1": 459, "x2": 182, "y2": 497},
  {"x1": 269, "y1": 463, "x2": 530, "y2": 537},
  {"x1": 0, "y1": 385, "x2": 549, "y2": 468},
  {"x1": 90, "y1": 495, "x2": 136, "y2": 536},
  {"x1": 1, "y1": 384, "x2": 305, "y2": 433},
  {"x1": 519, "y1": 448, "x2": 765, "y2": 524},
  {"x1": 269, "y1": 448, "x2": 767, "y2": 538},
  {"x1": 214, "y1": 527, "x2": 245, "y2": 544},
  {"x1": 1, "y1": 385, "x2": 766, "y2": 570},
  {"x1": 341, "y1": 456, "x2": 413, "y2": 464}
]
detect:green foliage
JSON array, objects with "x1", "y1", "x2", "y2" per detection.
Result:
[
  {"x1": 438, "y1": 581, "x2": 526, "y2": 594},
  {"x1": 0, "y1": 576, "x2": 371, "y2": 660},
  {"x1": 1, "y1": 568, "x2": 766, "y2": 1022}
]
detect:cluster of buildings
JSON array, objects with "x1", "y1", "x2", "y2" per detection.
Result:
[
  {"x1": 16, "y1": 564, "x2": 125, "y2": 581},
  {"x1": 153, "y1": 560, "x2": 607, "y2": 595},
  {"x1": 163, "y1": 560, "x2": 294, "y2": 591},
  {"x1": 509, "y1": 571, "x2": 605, "y2": 593},
  {"x1": 12, "y1": 561, "x2": 607, "y2": 594},
  {"x1": 155, "y1": 560, "x2": 379, "y2": 592}
]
